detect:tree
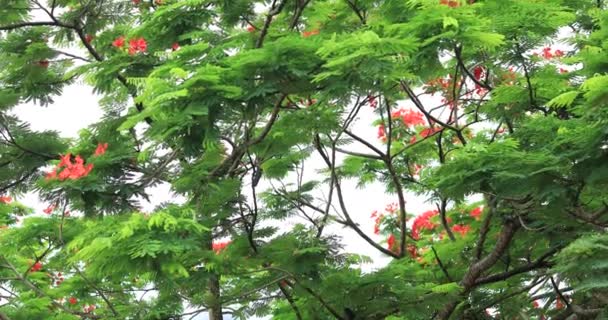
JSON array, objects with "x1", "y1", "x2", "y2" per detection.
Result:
[{"x1": 0, "y1": 0, "x2": 607, "y2": 319}]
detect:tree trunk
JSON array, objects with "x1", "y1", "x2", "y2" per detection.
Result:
[{"x1": 208, "y1": 272, "x2": 223, "y2": 320}]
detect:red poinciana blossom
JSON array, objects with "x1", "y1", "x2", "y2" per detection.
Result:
[
  {"x1": 47, "y1": 153, "x2": 94, "y2": 181},
  {"x1": 387, "y1": 234, "x2": 395, "y2": 249},
  {"x1": 302, "y1": 29, "x2": 320, "y2": 37},
  {"x1": 368, "y1": 95, "x2": 378, "y2": 108},
  {"x1": 35, "y1": 59, "x2": 50, "y2": 68},
  {"x1": 473, "y1": 66, "x2": 484, "y2": 80},
  {"x1": 68, "y1": 297, "x2": 77, "y2": 305},
  {"x1": 112, "y1": 36, "x2": 125, "y2": 48},
  {"x1": 412, "y1": 210, "x2": 438, "y2": 239},
  {"x1": 43, "y1": 204, "x2": 56, "y2": 214},
  {"x1": 132, "y1": 0, "x2": 141, "y2": 4},
  {"x1": 30, "y1": 261, "x2": 43, "y2": 272},
  {"x1": 128, "y1": 37, "x2": 147, "y2": 55},
  {"x1": 440, "y1": 0, "x2": 460, "y2": 7},
  {"x1": 246, "y1": 25, "x2": 255, "y2": 32},
  {"x1": 452, "y1": 224, "x2": 471, "y2": 237},
  {"x1": 94, "y1": 143, "x2": 108, "y2": 156},
  {"x1": 402, "y1": 110, "x2": 425, "y2": 127},
  {"x1": 172, "y1": 42, "x2": 180, "y2": 51},
  {"x1": 420, "y1": 126, "x2": 442, "y2": 138},
  {"x1": 212, "y1": 240, "x2": 231, "y2": 254},
  {"x1": 0, "y1": 196, "x2": 11, "y2": 204},
  {"x1": 406, "y1": 244, "x2": 417, "y2": 258},
  {"x1": 85, "y1": 34, "x2": 93, "y2": 44},
  {"x1": 470, "y1": 206, "x2": 483, "y2": 219},
  {"x1": 377, "y1": 124, "x2": 387, "y2": 141}
]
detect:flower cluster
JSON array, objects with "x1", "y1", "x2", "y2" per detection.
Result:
[
  {"x1": 440, "y1": 0, "x2": 460, "y2": 7},
  {"x1": 212, "y1": 240, "x2": 231, "y2": 254},
  {"x1": 411, "y1": 210, "x2": 439, "y2": 240},
  {"x1": 30, "y1": 261, "x2": 43, "y2": 272},
  {"x1": 83, "y1": 304, "x2": 96, "y2": 313},
  {"x1": 94, "y1": 142, "x2": 108, "y2": 156},
  {"x1": 50, "y1": 272, "x2": 65, "y2": 286},
  {"x1": 0, "y1": 196, "x2": 11, "y2": 204},
  {"x1": 302, "y1": 29, "x2": 320, "y2": 37},
  {"x1": 533, "y1": 47, "x2": 565, "y2": 60},
  {"x1": 470, "y1": 206, "x2": 483, "y2": 219},
  {"x1": 113, "y1": 36, "x2": 147, "y2": 55},
  {"x1": 46, "y1": 154, "x2": 93, "y2": 181},
  {"x1": 43, "y1": 204, "x2": 56, "y2": 214},
  {"x1": 391, "y1": 108, "x2": 426, "y2": 127},
  {"x1": 368, "y1": 95, "x2": 378, "y2": 108},
  {"x1": 451, "y1": 224, "x2": 471, "y2": 237}
]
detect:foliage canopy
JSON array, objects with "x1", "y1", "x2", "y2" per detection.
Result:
[{"x1": 1, "y1": 0, "x2": 608, "y2": 319}]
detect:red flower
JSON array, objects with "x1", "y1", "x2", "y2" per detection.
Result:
[
  {"x1": 171, "y1": 42, "x2": 180, "y2": 51},
  {"x1": 412, "y1": 210, "x2": 438, "y2": 239},
  {"x1": 212, "y1": 240, "x2": 231, "y2": 254},
  {"x1": 302, "y1": 29, "x2": 320, "y2": 37},
  {"x1": 112, "y1": 36, "x2": 125, "y2": 48},
  {"x1": 68, "y1": 297, "x2": 77, "y2": 305},
  {"x1": 377, "y1": 124, "x2": 387, "y2": 141},
  {"x1": 402, "y1": 110, "x2": 425, "y2": 127},
  {"x1": 94, "y1": 143, "x2": 108, "y2": 156},
  {"x1": 473, "y1": 66, "x2": 484, "y2": 80},
  {"x1": 46, "y1": 168, "x2": 57, "y2": 180},
  {"x1": 368, "y1": 95, "x2": 378, "y2": 108},
  {"x1": 407, "y1": 244, "x2": 417, "y2": 258},
  {"x1": 58, "y1": 153, "x2": 72, "y2": 167},
  {"x1": 440, "y1": 0, "x2": 460, "y2": 7},
  {"x1": 556, "y1": 297, "x2": 565, "y2": 309},
  {"x1": 128, "y1": 37, "x2": 147, "y2": 55},
  {"x1": 420, "y1": 127, "x2": 441, "y2": 138},
  {"x1": 247, "y1": 25, "x2": 256, "y2": 32},
  {"x1": 52, "y1": 153, "x2": 94, "y2": 180},
  {"x1": 30, "y1": 261, "x2": 43, "y2": 272},
  {"x1": 0, "y1": 196, "x2": 11, "y2": 204},
  {"x1": 470, "y1": 206, "x2": 483, "y2": 219},
  {"x1": 43, "y1": 204, "x2": 55, "y2": 215},
  {"x1": 132, "y1": 0, "x2": 141, "y2": 4},
  {"x1": 542, "y1": 47, "x2": 553, "y2": 59},
  {"x1": 37, "y1": 60, "x2": 50, "y2": 68},
  {"x1": 85, "y1": 34, "x2": 93, "y2": 44},
  {"x1": 373, "y1": 214, "x2": 383, "y2": 235},
  {"x1": 554, "y1": 49, "x2": 564, "y2": 57},
  {"x1": 370, "y1": 210, "x2": 378, "y2": 218},
  {"x1": 559, "y1": 68, "x2": 568, "y2": 74},
  {"x1": 84, "y1": 305, "x2": 96, "y2": 313},
  {"x1": 387, "y1": 234, "x2": 396, "y2": 250},
  {"x1": 452, "y1": 224, "x2": 471, "y2": 237}
]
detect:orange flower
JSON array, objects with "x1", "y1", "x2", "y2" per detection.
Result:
[
  {"x1": 302, "y1": 29, "x2": 320, "y2": 37},
  {"x1": 212, "y1": 240, "x2": 231, "y2": 254}
]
